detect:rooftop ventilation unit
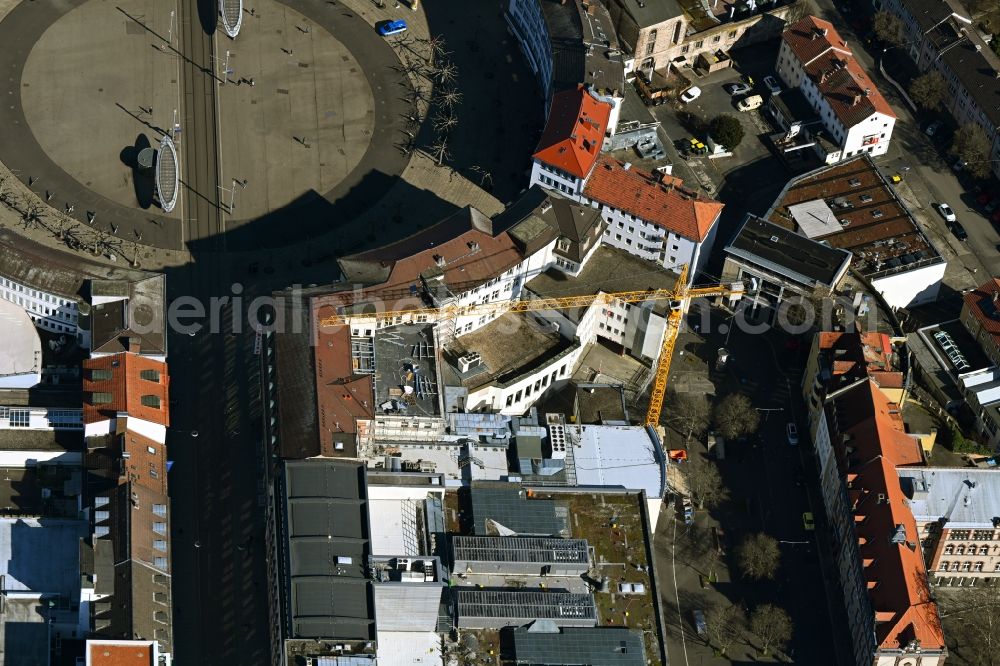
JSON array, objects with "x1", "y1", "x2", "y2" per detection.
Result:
[{"x1": 458, "y1": 353, "x2": 482, "y2": 373}]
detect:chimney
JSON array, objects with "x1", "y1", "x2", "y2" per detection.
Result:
[
  {"x1": 822, "y1": 27, "x2": 828, "y2": 37},
  {"x1": 852, "y1": 94, "x2": 861, "y2": 106},
  {"x1": 128, "y1": 337, "x2": 141, "y2": 354},
  {"x1": 820, "y1": 70, "x2": 829, "y2": 83},
  {"x1": 993, "y1": 290, "x2": 999, "y2": 304}
]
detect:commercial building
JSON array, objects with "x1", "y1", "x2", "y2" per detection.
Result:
[
  {"x1": 506, "y1": 0, "x2": 626, "y2": 131},
  {"x1": 0, "y1": 298, "x2": 42, "y2": 389},
  {"x1": 722, "y1": 214, "x2": 852, "y2": 324},
  {"x1": 802, "y1": 331, "x2": 945, "y2": 666},
  {"x1": 85, "y1": 639, "x2": 170, "y2": 666},
  {"x1": 877, "y1": 0, "x2": 1000, "y2": 179},
  {"x1": 764, "y1": 156, "x2": 945, "y2": 309},
  {"x1": 271, "y1": 460, "x2": 377, "y2": 665},
  {"x1": 82, "y1": 353, "x2": 170, "y2": 444},
  {"x1": 509, "y1": 624, "x2": 646, "y2": 666},
  {"x1": 603, "y1": 0, "x2": 805, "y2": 76},
  {"x1": 0, "y1": 427, "x2": 88, "y2": 666},
  {"x1": 898, "y1": 468, "x2": 1000, "y2": 583},
  {"x1": 775, "y1": 16, "x2": 896, "y2": 163},
  {"x1": 455, "y1": 589, "x2": 597, "y2": 629},
  {"x1": 83, "y1": 275, "x2": 167, "y2": 361},
  {"x1": 451, "y1": 536, "x2": 590, "y2": 576}
]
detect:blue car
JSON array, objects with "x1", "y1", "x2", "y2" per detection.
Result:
[{"x1": 378, "y1": 19, "x2": 407, "y2": 36}]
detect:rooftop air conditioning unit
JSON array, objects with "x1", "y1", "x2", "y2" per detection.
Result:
[{"x1": 458, "y1": 353, "x2": 482, "y2": 373}]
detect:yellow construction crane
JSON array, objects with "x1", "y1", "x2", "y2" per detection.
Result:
[{"x1": 319, "y1": 265, "x2": 740, "y2": 426}]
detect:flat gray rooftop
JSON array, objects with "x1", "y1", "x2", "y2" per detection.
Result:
[
  {"x1": 526, "y1": 246, "x2": 677, "y2": 321},
  {"x1": 898, "y1": 467, "x2": 1000, "y2": 528},
  {"x1": 374, "y1": 324, "x2": 441, "y2": 418},
  {"x1": 0, "y1": 596, "x2": 50, "y2": 666},
  {"x1": 511, "y1": 625, "x2": 646, "y2": 665},
  {"x1": 452, "y1": 536, "x2": 589, "y2": 565},
  {"x1": 0, "y1": 517, "x2": 87, "y2": 596},
  {"x1": 470, "y1": 485, "x2": 569, "y2": 536},
  {"x1": 726, "y1": 214, "x2": 852, "y2": 288},
  {"x1": 282, "y1": 460, "x2": 375, "y2": 641}
]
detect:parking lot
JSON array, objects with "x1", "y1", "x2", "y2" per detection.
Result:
[{"x1": 647, "y1": 42, "x2": 783, "y2": 176}]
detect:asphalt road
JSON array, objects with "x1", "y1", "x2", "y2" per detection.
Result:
[{"x1": 178, "y1": 0, "x2": 223, "y2": 251}]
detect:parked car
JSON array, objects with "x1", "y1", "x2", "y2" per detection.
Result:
[
  {"x1": 737, "y1": 94, "x2": 763, "y2": 112},
  {"x1": 937, "y1": 202, "x2": 956, "y2": 222},
  {"x1": 949, "y1": 221, "x2": 969, "y2": 241},
  {"x1": 925, "y1": 120, "x2": 943, "y2": 137},
  {"x1": 724, "y1": 82, "x2": 753, "y2": 96},
  {"x1": 953, "y1": 158, "x2": 968, "y2": 172},
  {"x1": 693, "y1": 610, "x2": 708, "y2": 638},
  {"x1": 786, "y1": 422, "x2": 799, "y2": 446},
  {"x1": 763, "y1": 75, "x2": 782, "y2": 94},
  {"x1": 680, "y1": 86, "x2": 702, "y2": 103},
  {"x1": 802, "y1": 512, "x2": 815, "y2": 531},
  {"x1": 377, "y1": 19, "x2": 408, "y2": 36}
]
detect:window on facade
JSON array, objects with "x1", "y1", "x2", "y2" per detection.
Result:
[
  {"x1": 90, "y1": 369, "x2": 113, "y2": 381},
  {"x1": 712, "y1": 35, "x2": 720, "y2": 44},
  {"x1": 153, "y1": 504, "x2": 167, "y2": 517},
  {"x1": 140, "y1": 369, "x2": 161, "y2": 382},
  {"x1": 141, "y1": 395, "x2": 161, "y2": 409},
  {"x1": 91, "y1": 392, "x2": 113, "y2": 405},
  {"x1": 153, "y1": 522, "x2": 167, "y2": 535},
  {"x1": 645, "y1": 43, "x2": 655, "y2": 55},
  {"x1": 728, "y1": 30, "x2": 737, "y2": 38},
  {"x1": 8, "y1": 409, "x2": 30, "y2": 428},
  {"x1": 681, "y1": 45, "x2": 689, "y2": 54},
  {"x1": 695, "y1": 40, "x2": 703, "y2": 48},
  {"x1": 153, "y1": 540, "x2": 168, "y2": 552},
  {"x1": 154, "y1": 557, "x2": 169, "y2": 570}
]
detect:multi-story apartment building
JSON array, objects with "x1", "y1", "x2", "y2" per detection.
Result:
[
  {"x1": 529, "y1": 85, "x2": 613, "y2": 197},
  {"x1": 803, "y1": 332, "x2": 946, "y2": 666},
  {"x1": 506, "y1": 0, "x2": 626, "y2": 132},
  {"x1": 603, "y1": 0, "x2": 805, "y2": 75},
  {"x1": 580, "y1": 154, "x2": 722, "y2": 278},
  {"x1": 82, "y1": 351, "x2": 173, "y2": 659},
  {"x1": 898, "y1": 468, "x2": 1000, "y2": 583},
  {"x1": 877, "y1": 0, "x2": 1000, "y2": 179},
  {"x1": 775, "y1": 16, "x2": 896, "y2": 163},
  {"x1": 0, "y1": 244, "x2": 83, "y2": 335}
]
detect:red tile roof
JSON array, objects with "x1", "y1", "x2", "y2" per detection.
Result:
[
  {"x1": 533, "y1": 86, "x2": 611, "y2": 179},
  {"x1": 313, "y1": 325, "x2": 374, "y2": 443},
  {"x1": 783, "y1": 16, "x2": 896, "y2": 128},
  {"x1": 83, "y1": 354, "x2": 170, "y2": 426},
  {"x1": 829, "y1": 380, "x2": 943, "y2": 651},
  {"x1": 583, "y1": 155, "x2": 722, "y2": 242},
  {"x1": 817, "y1": 331, "x2": 903, "y2": 388},
  {"x1": 963, "y1": 278, "x2": 1000, "y2": 343},
  {"x1": 88, "y1": 642, "x2": 155, "y2": 666}
]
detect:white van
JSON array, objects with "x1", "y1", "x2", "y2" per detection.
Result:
[{"x1": 737, "y1": 94, "x2": 763, "y2": 112}]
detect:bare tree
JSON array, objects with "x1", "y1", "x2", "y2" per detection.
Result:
[
  {"x1": 423, "y1": 35, "x2": 450, "y2": 61},
  {"x1": 873, "y1": 11, "x2": 904, "y2": 46},
  {"x1": 737, "y1": 533, "x2": 780, "y2": 580},
  {"x1": 940, "y1": 581, "x2": 1000, "y2": 665},
  {"x1": 428, "y1": 137, "x2": 451, "y2": 166},
  {"x1": 434, "y1": 61, "x2": 458, "y2": 86},
  {"x1": 750, "y1": 604, "x2": 793, "y2": 656},
  {"x1": 433, "y1": 112, "x2": 458, "y2": 135},
  {"x1": 682, "y1": 454, "x2": 728, "y2": 510},
  {"x1": 663, "y1": 389, "x2": 712, "y2": 442},
  {"x1": 435, "y1": 88, "x2": 463, "y2": 112},
  {"x1": 675, "y1": 525, "x2": 723, "y2": 581},
  {"x1": 712, "y1": 393, "x2": 760, "y2": 441},
  {"x1": 705, "y1": 603, "x2": 746, "y2": 656}
]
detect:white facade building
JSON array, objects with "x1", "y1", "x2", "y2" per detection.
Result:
[
  {"x1": 0, "y1": 274, "x2": 79, "y2": 335},
  {"x1": 775, "y1": 16, "x2": 896, "y2": 163}
]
